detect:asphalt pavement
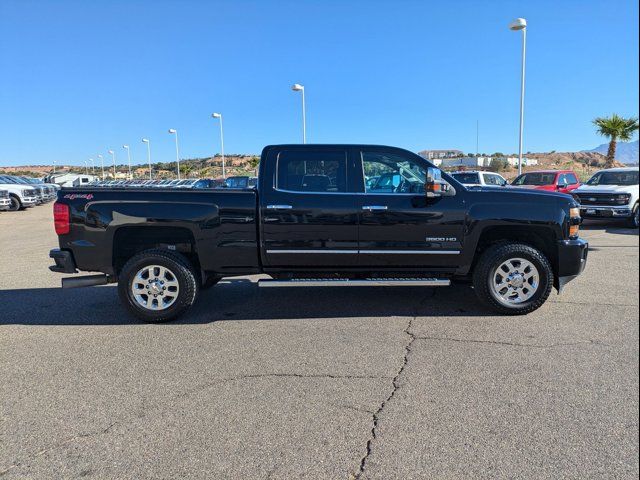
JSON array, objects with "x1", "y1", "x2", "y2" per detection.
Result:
[{"x1": 0, "y1": 205, "x2": 638, "y2": 479}]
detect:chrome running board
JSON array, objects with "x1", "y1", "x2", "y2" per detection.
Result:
[{"x1": 258, "y1": 278, "x2": 451, "y2": 288}]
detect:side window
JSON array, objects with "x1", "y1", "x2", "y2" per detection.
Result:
[
  {"x1": 567, "y1": 173, "x2": 579, "y2": 185},
  {"x1": 483, "y1": 173, "x2": 498, "y2": 185},
  {"x1": 276, "y1": 150, "x2": 347, "y2": 193},
  {"x1": 362, "y1": 151, "x2": 425, "y2": 194},
  {"x1": 557, "y1": 174, "x2": 568, "y2": 185}
]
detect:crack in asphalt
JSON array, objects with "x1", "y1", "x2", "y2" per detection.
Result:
[
  {"x1": 413, "y1": 336, "x2": 605, "y2": 349},
  {"x1": 0, "y1": 422, "x2": 117, "y2": 477},
  {"x1": 353, "y1": 290, "x2": 436, "y2": 479}
]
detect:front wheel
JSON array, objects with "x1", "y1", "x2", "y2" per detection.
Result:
[
  {"x1": 629, "y1": 203, "x2": 639, "y2": 229},
  {"x1": 8, "y1": 195, "x2": 22, "y2": 212},
  {"x1": 118, "y1": 249, "x2": 199, "y2": 322},
  {"x1": 472, "y1": 243, "x2": 554, "y2": 315}
]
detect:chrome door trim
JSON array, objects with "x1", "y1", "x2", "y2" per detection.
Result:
[
  {"x1": 266, "y1": 249, "x2": 460, "y2": 255},
  {"x1": 359, "y1": 250, "x2": 460, "y2": 255},
  {"x1": 266, "y1": 249, "x2": 358, "y2": 254}
]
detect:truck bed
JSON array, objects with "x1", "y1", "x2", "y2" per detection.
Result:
[{"x1": 55, "y1": 187, "x2": 260, "y2": 276}]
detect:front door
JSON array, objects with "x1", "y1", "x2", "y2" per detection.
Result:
[
  {"x1": 356, "y1": 148, "x2": 466, "y2": 268},
  {"x1": 260, "y1": 146, "x2": 360, "y2": 268}
]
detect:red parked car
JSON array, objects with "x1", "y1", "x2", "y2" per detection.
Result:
[{"x1": 511, "y1": 170, "x2": 581, "y2": 194}]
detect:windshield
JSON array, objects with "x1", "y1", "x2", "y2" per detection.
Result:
[
  {"x1": 512, "y1": 172, "x2": 556, "y2": 186},
  {"x1": 451, "y1": 173, "x2": 480, "y2": 184},
  {"x1": 587, "y1": 171, "x2": 639, "y2": 186}
]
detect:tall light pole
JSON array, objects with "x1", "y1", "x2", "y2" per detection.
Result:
[
  {"x1": 168, "y1": 129, "x2": 181, "y2": 180},
  {"x1": 291, "y1": 83, "x2": 306, "y2": 143},
  {"x1": 122, "y1": 145, "x2": 132, "y2": 179},
  {"x1": 142, "y1": 138, "x2": 152, "y2": 180},
  {"x1": 53, "y1": 160, "x2": 56, "y2": 174},
  {"x1": 509, "y1": 17, "x2": 527, "y2": 176},
  {"x1": 211, "y1": 113, "x2": 226, "y2": 178},
  {"x1": 89, "y1": 158, "x2": 95, "y2": 175},
  {"x1": 84, "y1": 160, "x2": 88, "y2": 174},
  {"x1": 108, "y1": 149, "x2": 116, "y2": 179},
  {"x1": 98, "y1": 154, "x2": 105, "y2": 180}
]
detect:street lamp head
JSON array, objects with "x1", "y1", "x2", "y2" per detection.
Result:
[
  {"x1": 122, "y1": 145, "x2": 129, "y2": 149},
  {"x1": 168, "y1": 129, "x2": 177, "y2": 134},
  {"x1": 509, "y1": 18, "x2": 527, "y2": 31},
  {"x1": 291, "y1": 83, "x2": 304, "y2": 91},
  {"x1": 108, "y1": 150, "x2": 114, "y2": 154},
  {"x1": 212, "y1": 113, "x2": 222, "y2": 119},
  {"x1": 98, "y1": 154, "x2": 103, "y2": 159}
]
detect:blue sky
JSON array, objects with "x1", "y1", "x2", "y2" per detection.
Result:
[{"x1": 0, "y1": 0, "x2": 638, "y2": 167}]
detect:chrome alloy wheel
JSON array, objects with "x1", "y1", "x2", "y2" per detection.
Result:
[
  {"x1": 491, "y1": 257, "x2": 540, "y2": 306},
  {"x1": 131, "y1": 265, "x2": 180, "y2": 311}
]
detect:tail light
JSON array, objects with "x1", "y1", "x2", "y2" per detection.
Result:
[{"x1": 53, "y1": 202, "x2": 70, "y2": 235}]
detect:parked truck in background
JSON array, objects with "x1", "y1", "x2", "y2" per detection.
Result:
[
  {"x1": 49, "y1": 144, "x2": 588, "y2": 322},
  {"x1": 572, "y1": 167, "x2": 639, "y2": 228}
]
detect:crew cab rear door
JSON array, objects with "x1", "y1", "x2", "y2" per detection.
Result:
[
  {"x1": 355, "y1": 147, "x2": 466, "y2": 267},
  {"x1": 259, "y1": 146, "x2": 360, "y2": 267}
]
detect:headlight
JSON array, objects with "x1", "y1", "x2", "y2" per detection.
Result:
[
  {"x1": 614, "y1": 194, "x2": 631, "y2": 205},
  {"x1": 569, "y1": 207, "x2": 581, "y2": 238}
]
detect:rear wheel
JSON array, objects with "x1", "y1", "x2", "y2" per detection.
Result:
[
  {"x1": 473, "y1": 243, "x2": 553, "y2": 315},
  {"x1": 118, "y1": 249, "x2": 199, "y2": 322},
  {"x1": 8, "y1": 195, "x2": 22, "y2": 211}
]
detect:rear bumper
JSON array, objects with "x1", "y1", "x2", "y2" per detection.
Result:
[
  {"x1": 556, "y1": 238, "x2": 589, "y2": 292},
  {"x1": 49, "y1": 248, "x2": 78, "y2": 273},
  {"x1": 580, "y1": 205, "x2": 633, "y2": 218}
]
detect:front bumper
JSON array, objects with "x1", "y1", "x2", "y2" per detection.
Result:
[
  {"x1": 22, "y1": 196, "x2": 39, "y2": 207},
  {"x1": 0, "y1": 198, "x2": 10, "y2": 210},
  {"x1": 49, "y1": 248, "x2": 78, "y2": 273},
  {"x1": 556, "y1": 238, "x2": 589, "y2": 292},
  {"x1": 580, "y1": 205, "x2": 633, "y2": 218}
]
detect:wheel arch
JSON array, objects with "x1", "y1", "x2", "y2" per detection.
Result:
[
  {"x1": 470, "y1": 225, "x2": 559, "y2": 286},
  {"x1": 112, "y1": 226, "x2": 199, "y2": 277}
]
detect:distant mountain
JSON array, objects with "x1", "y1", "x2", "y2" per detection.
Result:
[{"x1": 587, "y1": 140, "x2": 639, "y2": 164}]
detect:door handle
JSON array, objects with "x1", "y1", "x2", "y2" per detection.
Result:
[
  {"x1": 266, "y1": 204, "x2": 293, "y2": 210},
  {"x1": 362, "y1": 205, "x2": 388, "y2": 211}
]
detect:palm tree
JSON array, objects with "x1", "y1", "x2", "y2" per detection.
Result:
[{"x1": 592, "y1": 114, "x2": 639, "y2": 167}]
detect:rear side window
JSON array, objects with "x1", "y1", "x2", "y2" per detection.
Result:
[
  {"x1": 451, "y1": 173, "x2": 480, "y2": 185},
  {"x1": 276, "y1": 150, "x2": 347, "y2": 193}
]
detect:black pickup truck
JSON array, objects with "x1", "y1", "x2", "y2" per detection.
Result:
[{"x1": 49, "y1": 144, "x2": 588, "y2": 321}]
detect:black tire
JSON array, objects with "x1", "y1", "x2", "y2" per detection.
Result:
[
  {"x1": 117, "y1": 249, "x2": 199, "y2": 322},
  {"x1": 472, "y1": 242, "x2": 554, "y2": 315},
  {"x1": 628, "y1": 203, "x2": 639, "y2": 229},
  {"x1": 8, "y1": 194, "x2": 22, "y2": 212}
]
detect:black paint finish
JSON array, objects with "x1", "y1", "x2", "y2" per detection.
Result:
[{"x1": 52, "y1": 144, "x2": 587, "y2": 287}]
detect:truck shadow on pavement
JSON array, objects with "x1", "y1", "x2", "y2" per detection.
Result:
[
  {"x1": 581, "y1": 220, "x2": 639, "y2": 236},
  {"x1": 0, "y1": 280, "x2": 492, "y2": 326}
]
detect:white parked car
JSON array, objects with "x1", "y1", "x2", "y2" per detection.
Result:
[
  {"x1": 0, "y1": 175, "x2": 40, "y2": 211},
  {"x1": 449, "y1": 170, "x2": 508, "y2": 187},
  {"x1": 572, "y1": 167, "x2": 639, "y2": 228}
]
